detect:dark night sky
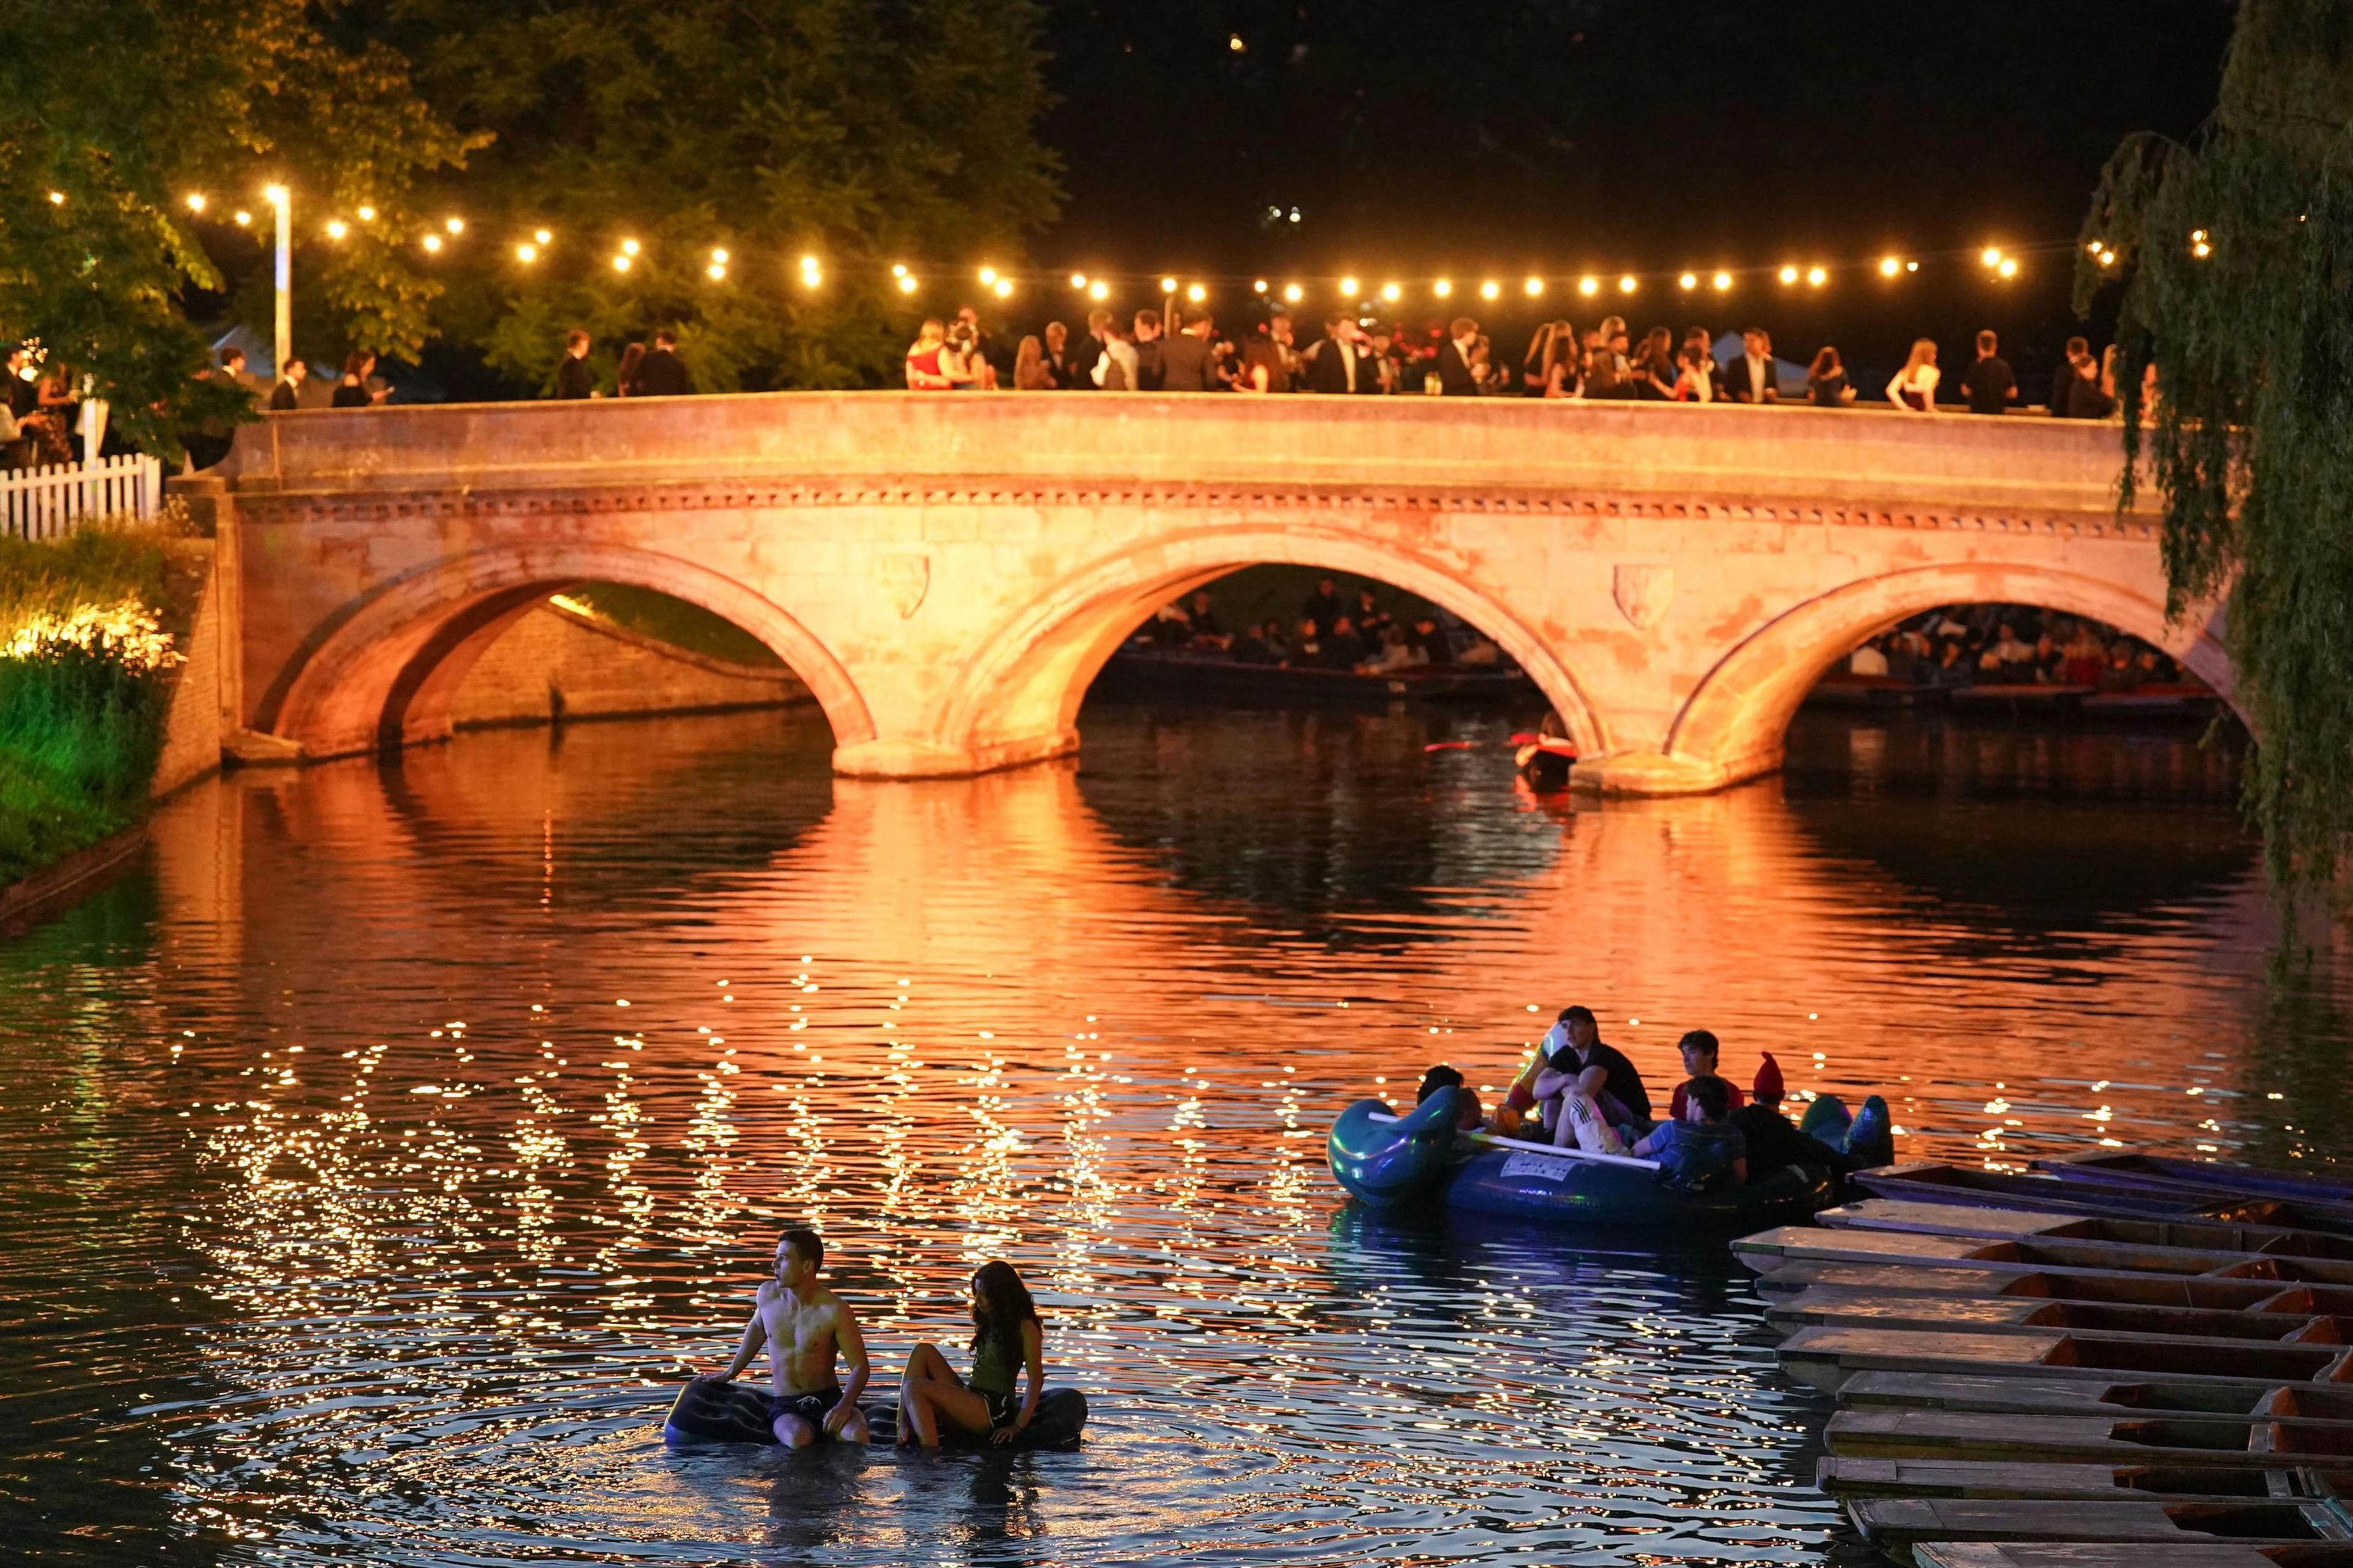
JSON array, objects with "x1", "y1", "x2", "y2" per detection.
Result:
[{"x1": 1032, "y1": 0, "x2": 2234, "y2": 387}]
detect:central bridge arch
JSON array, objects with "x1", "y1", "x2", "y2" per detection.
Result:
[
  {"x1": 262, "y1": 541, "x2": 875, "y2": 760},
  {"x1": 934, "y1": 525, "x2": 1610, "y2": 769}
]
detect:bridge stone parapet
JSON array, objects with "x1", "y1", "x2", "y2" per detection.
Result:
[{"x1": 216, "y1": 391, "x2": 2228, "y2": 793}]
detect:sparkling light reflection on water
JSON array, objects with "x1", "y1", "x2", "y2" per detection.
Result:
[{"x1": 1, "y1": 702, "x2": 2341, "y2": 1566}]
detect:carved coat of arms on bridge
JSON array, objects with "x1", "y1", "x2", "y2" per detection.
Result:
[
  {"x1": 876, "y1": 553, "x2": 930, "y2": 619},
  {"x1": 1612, "y1": 564, "x2": 1674, "y2": 631}
]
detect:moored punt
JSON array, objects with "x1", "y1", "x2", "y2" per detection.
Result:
[
  {"x1": 1751, "y1": 1260, "x2": 2325, "y2": 1311},
  {"x1": 1732, "y1": 1222, "x2": 2353, "y2": 1286},
  {"x1": 2039, "y1": 1154, "x2": 2353, "y2": 1211},
  {"x1": 1764, "y1": 1285, "x2": 2353, "y2": 1344},
  {"x1": 1911, "y1": 1543, "x2": 2353, "y2": 1568},
  {"x1": 1851, "y1": 1165, "x2": 2348, "y2": 1230},
  {"x1": 1838, "y1": 1373, "x2": 2353, "y2": 1422},
  {"x1": 1774, "y1": 1324, "x2": 2353, "y2": 1394},
  {"x1": 1818, "y1": 1199, "x2": 2353, "y2": 1264},
  {"x1": 1817, "y1": 1456, "x2": 2340, "y2": 1503},
  {"x1": 1850, "y1": 1498, "x2": 2349, "y2": 1562},
  {"x1": 1825, "y1": 1408, "x2": 2353, "y2": 1466}
]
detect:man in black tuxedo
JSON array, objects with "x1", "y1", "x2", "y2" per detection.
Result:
[
  {"x1": 1070, "y1": 309, "x2": 1112, "y2": 391},
  {"x1": 554, "y1": 330, "x2": 595, "y2": 399},
  {"x1": 1436, "y1": 316, "x2": 1483, "y2": 395},
  {"x1": 1722, "y1": 327, "x2": 1778, "y2": 404},
  {"x1": 1131, "y1": 309, "x2": 1167, "y2": 391},
  {"x1": 1159, "y1": 311, "x2": 1219, "y2": 391},
  {"x1": 632, "y1": 330, "x2": 692, "y2": 396},
  {"x1": 1302, "y1": 312, "x2": 1363, "y2": 394}
]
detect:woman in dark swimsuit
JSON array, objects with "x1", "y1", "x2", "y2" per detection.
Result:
[{"x1": 897, "y1": 1260, "x2": 1044, "y2": 1447}]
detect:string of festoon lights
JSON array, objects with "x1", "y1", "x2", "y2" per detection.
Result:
[{"x1": 155, "y1": 181, "x2": 2191, "y2": 312}]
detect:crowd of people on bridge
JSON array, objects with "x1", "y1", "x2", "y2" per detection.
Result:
[
  {"x1": 1840, "y1": 605, "x2": 2194, "y2": 693},
  {"x1": 892, "y1": 302, "x2": 2143, "y2": 418},
  {"x1": 1129, "y1": 578, "x2": 1507, "y2": 675}
]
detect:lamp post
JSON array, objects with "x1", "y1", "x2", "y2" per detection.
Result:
[{"x1": 263, "y1": 184, "x2": 292, "y2": 377}]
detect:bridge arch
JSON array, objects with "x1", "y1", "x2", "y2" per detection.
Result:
[
  {"x1": 261, "y1": 542, "x2": 875, "y2": 760},
  {"x1": 1663, "y1": 562, "x2": 2238, "y2": 788},
  {"x1": 933, "y1": 525, "x2": 1609, "y2": 769}
]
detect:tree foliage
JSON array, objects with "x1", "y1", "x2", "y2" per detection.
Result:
[
  {"x1": 2079, "y1": 0, "x2": 2353, "y2": 893},
  {"x1": 0, "y1": 0, "x2": 478, "y2": 452},
  {"x1": 379, "y1": 0, "x2": 1062, "y2": 392},
  {"x1": 1, "y1": 0, "x2": 1058, "y2": 437}
]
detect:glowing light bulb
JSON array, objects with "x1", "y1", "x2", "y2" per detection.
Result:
[
  {"x1": 715, "y1": 248, "x2": 732, "y2": 265},
  {"x1": 46, "y1": 191, "x2": 64, "y2": 205},
  {"x1": 324, "y1": 219, "x2": 347, "y2": 240},
  {"x1": 1806, "y1": 265, "x2": 1827, "y2": 287},
  {"x1": 232, "y1": 210, "x2": 252, "y2": 227},
  {"x1": 2191, "y1": 240, "x2": 2211, "y2": 259},
  {"x1": 1980, "y1": 246, "x2": 2003, "y2": 267},
  {"x1": 1161, "y1": 275, "x2": 1180, "y2": 294},
  {"x1": 515, "y1": 243, "x2": 539, "y2": 262},
  {"x1": 1379, "y1": 281, "x2": 1401, "y2": 302},
  {"x1": 1281, "y1": 282, "x2": 1303, "y2": 303},
  {"x1": 262, "y1": 183, "x2": 289, "y2": 206},
  {"x1": 1479, "y1": 279, "x2": 1501, "y2": 300},
  {"x1": 1253, "y1": 278, "x2": 1269, "y2": 293},
  {"x1": 2086, "y1": 241, "x2": 2105, "y2": 255},
  {"x1": 422, "y1": 233, "x2": 443, "y2": 254},
  {"x1": 1711, "y1": 271, "x2": 1732, "y2": 290},
  {"x1": 708, "y1": 262, "x2": 729, "y2": 281},
  {"x1": 1778, "y1": 264, "x2": 1799, "y2": 285},
  {"x1": 896, "y1": 274, "x2": 918, "y2": 294},
  {"x1": 357, "y1": 205, "x2": 377, "y2": 222},
  {"x1": 891, "y1": 262, "x2": 908, "y2": 278},
  {"x1": 612, "y1": 253, "x2": 632, "y2": 272},
  {"x1": 1523, "y1": 276, "x2": 1544, "y2": 297},
  {"x1": 1433, "y1": 278, "x2": 1452, "y2": 298},
  {"x1": 1577, "y1": 276, "x2": 1599, "y2": 297},
  {"x1": 1091, "y1": 280, "x2": 1112, "y2": 301},
  {"x1": 2191, "y1": 228, "x2": 2208, "y2": 242},
  {"x1": 1879, "y1": 256, "x2": 1901, "y2": 277},
  {"x1": 1338, "y1": 276, "x2": 1358, "y2": 296},
  {"x1": 534, "y1": 228, "x2": 553, "y2": 245},
  {"x1": 620, "y1": 237, "x2": 641, "y2": 256},
  {"x1": 1618, "y1": 274, "x2": 1637, "y2": 294},
  {"x1": 1227, "y1": 32, "x2": 1245, "y2": 51},
  {"x1": 2097, "y1": 249, "x2": 2116, "y2": 268},
  {"x1": 979, "y1": 265, "x2": 998, "y2": 285},
  {"x1": 1678, "y1": 271, "x2": 1697, "y2": 290},
  {"x1": 184, "y1": 193, "x2": 207, "y2": 214},
  {"x1": 1070, "y1": 272, "x2": 1088, "y2": 289},
  {"x1": 1997, "y1": 256, "x2": 2019, "y2": 278},
  {"x1": 998, "y1": 277, "x2": 1017, "y2": 298},
  {"x1": 445, "y1": 217, "x2": 465, "y2": 235},
  {"x1": 1185, "y1": 282, "x2": 1206, "y2": 302}
]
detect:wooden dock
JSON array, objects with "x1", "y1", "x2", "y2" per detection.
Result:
[{"x1": 1741, "y1": 1151, "x2": 2353, "y2": 1564}]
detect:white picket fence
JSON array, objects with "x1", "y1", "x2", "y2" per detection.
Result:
[{"x1": 1, "y1": 454, "x2": 165, "y2": 540}]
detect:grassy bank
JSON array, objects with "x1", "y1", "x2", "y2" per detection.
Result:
[{"x1": 0, "y1": 523, "x2": 186, "y2": 889}]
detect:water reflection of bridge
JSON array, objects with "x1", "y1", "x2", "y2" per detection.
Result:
[
  {"x1": 148, "y1": 710, "x2": 2275, "y2": 1176},
  {"x1": 211, "y1": 393, "x2": 2235, "y2": 795}
]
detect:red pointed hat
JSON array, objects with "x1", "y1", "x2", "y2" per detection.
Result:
[{"x1": 1753, "y1": 1052, "x2": 1786, "y2": 1103}]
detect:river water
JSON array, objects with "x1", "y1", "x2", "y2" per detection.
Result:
[{"x1": 1, "y1": 700, "x2": 2340, "y2": 1567}]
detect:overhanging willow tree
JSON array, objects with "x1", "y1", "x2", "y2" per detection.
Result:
[{"x1": 2080, "y1": 0, "x2": 2353, "y2": 892}]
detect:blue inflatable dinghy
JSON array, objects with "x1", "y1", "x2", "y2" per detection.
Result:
[
  {"x1": 662, "y1": 1378, "x2": 1089, "y2": 1450},
  {"x1": 1327, "y1": 1088, "x2": 1892, "y2": 1229}
]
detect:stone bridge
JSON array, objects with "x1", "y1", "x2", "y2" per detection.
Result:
[{"x1": 207, "y1": 392, "x2": 2228, "y2": 794}]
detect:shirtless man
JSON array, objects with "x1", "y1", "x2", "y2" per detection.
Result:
[{"x1": 697, "y1": 1228, "x2": 871, "y2": 1447}]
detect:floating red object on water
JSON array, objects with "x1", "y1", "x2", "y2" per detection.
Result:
[{"x1": 1422, "y1": 741, "x2": 1480, "y2": 752}]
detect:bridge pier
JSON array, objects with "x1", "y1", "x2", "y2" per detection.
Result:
[{"x1": 830, "y1": 727, "x2": 1080, "y2": 780}]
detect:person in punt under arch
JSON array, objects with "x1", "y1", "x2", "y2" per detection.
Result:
[
  {"x1": 898, "y1": 1260, "x2": 1045, "y2": 1447},
  {"x1": 693, "y1": 1227, "x2": 872, "y2": 1447}
]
